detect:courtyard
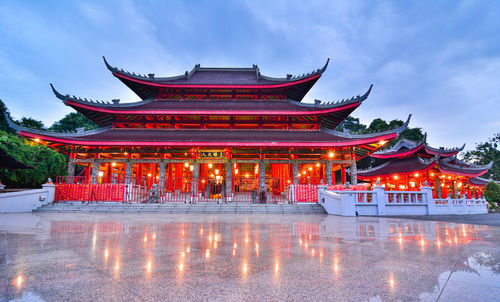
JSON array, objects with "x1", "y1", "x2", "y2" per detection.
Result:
[{"x1": 1, "y1": 213, "x2": 499, "y2": 301}]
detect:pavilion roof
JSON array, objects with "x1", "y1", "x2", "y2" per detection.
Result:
[
  {"x1": 468, "y1": 177, "x2": 500, "y2": 187},
  {"x1": 357, "y1": 156, "x2": 437, "y2": 178},
  {"x1": 437, "y1": 157, "x2": 493, "y2": 178},
  {"x1": 372, "y1": 133, "x2": 465, "y2": 159},
  {"x1": 51, "y1": 84, "x2": 372, "y2": 128},
  {"x1": 0, "y1": 148, "x2": 33, "y2": 170},
  {"x1": 358, "y1": 154, "x2": 492, "y2": 179},
  {"x1": 6, "y1": 112, "x2": 410, "y2": 156},
  {"x1": 103, "y1": 57, "x2": 329, "y2": 101}
]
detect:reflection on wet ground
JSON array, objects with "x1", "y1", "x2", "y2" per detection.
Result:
[{"x1": 1, "y1": 213, "x2": 500, "y2": 301}]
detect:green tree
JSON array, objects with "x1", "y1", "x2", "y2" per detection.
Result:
[
  {"x1": 19, "y1": 117, "x2": 46, "y2": 130},
  {"x1": 335, "y1": 116, "x2": 367, "y2": 133},
  {"x1": 50, "y1": 112, "x2": 98, "y2": 132},
  {"x1": 462, "y1": 133, "x2": 500, "y2": 180},
  {"x1": 0, "y1": 130, "x2": 67, "y2": 188},
  {"x1": 484, "y1": 181, "x2": 500, "y2": 203}
]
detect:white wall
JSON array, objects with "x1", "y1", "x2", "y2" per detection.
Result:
[{"x1": 0, "y1": 183, "x2": 55, "y2": 213}]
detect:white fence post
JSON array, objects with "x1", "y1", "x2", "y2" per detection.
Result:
[
  {"x1": 372, "y1": 185, "x2": 386, "y2": 215},
  {"x1": 421, "y1": 185, "x2": 435, "y2": 215},
  {"x1": 41, "y1": 179, "x2": 56, "y2": 204}
]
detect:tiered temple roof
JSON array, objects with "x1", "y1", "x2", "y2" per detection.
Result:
[
  {"x1": 103, "y1": 57, "x2": 330, "y2": 101},
  {"x1": 9, "y1": 57, "x2": 411, "y2": 160},
  {"x1": 358, "y1": 135, "x2": 492, "y2": 179}
]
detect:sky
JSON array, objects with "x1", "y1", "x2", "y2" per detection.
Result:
[{"x1": 0, "y1": 0, "x2": 498, "y2": 150}]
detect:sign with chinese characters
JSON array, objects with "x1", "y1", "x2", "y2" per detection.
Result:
[{"x1": 200, "y1": 151, "x2": 225, "y2": 159}]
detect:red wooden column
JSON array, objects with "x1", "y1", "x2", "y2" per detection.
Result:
[{"x1": 341, "y1": 166, "x2": 346, "y2": 184}]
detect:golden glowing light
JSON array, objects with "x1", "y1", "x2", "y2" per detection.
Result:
[
  {"x1": 243, "y1": 263, "x2": 248, "y2": 274},
  {"x1": 215, "y1": 169, "x2": 219, "y2": 175},
  {"x1": 148, "y1": 173, "x2": 152, "y2": 177},
  {"x1": 379, "y1": 140, "x2": 387, "y2": 145},
  {"x1": 98, "y1": 171, "x2": 104, "y2": 177},
  {"x1": 15, "y1": 276, "x2": 23, "y2": 288},
  {"x1": 205, "y1": 249, "x2": 210, "y2": 258},
  {"x1": 34, "y1": 138, "x2": 40, "y2": 143},
  {"x1": 311, "y1": 249, "x2": 315, "y2": 256},
  {"x1": 114, "y1": 261, "x2": 120, "y2": 271},
  {"x1": 104, "y1": 249, "x2": 109, "y2": 258},
  {"x1": 420, "y1": 238, "x2": 425, "y2": 247},
  {"x1": 208, "y1": 163, "x2": 213, "y2": 169},
  {"x1": 184, "y1": 162, "x2": 189, "y2": 168},
  {"x1": 308, "y1": 167, "x2": 313, "y2": 171},
  {"x1": 389, "y1": 277, "x2": 395, "y2": 289},
  {"x1": 235, "y1": 169, "x2": 239, "y2": 175},
  {"x1": 274, "y1": 262, "x2": 279, "y2": 273},
  {"x1": 146, "y1": 261, "x2": 152, "y2": 273},
  {"x1": 233, "y1": 249, "x2": 236, "y2": 256},
  {"x1": 186, "y1": 245, "x2": 191, "y2": 253},
  {"x1": 431, "y1": 173, "x2": 435, "y2": 177},
  {"x1": 245, "y1": 237, "x2": 249, "y2": 244},
  {"x1": 181, "y1": 251, "x2": 185, "y2": 258},
  {"x1": 415, "y1": 173, "x2": 419, "y2": 177},
  {"x1": 316, "y1": 163, "x2": 320, "y2": 167},
  {"x1": 152, "y1": 233, "x2": 156, "y2": 240},
  {"x1": 111, "y1": 162, "x2": 116, "y2": 167},
  {"x1": 233, "y1": 242, "x2": 238, "y2": 249},
  {"x1": 124, "y1": 152, "x2": 128, "y2": 155},
  {"x1": 144, "y1": 235, "x2": 148, "y2": 242},
  {"x1": 245, "y1": 173, "x2": 249, "y2": 178},
  {"x1": 201, "y1": 179, "x2": 205, "y2": 183},
  {"x1": 214, "y1": 242, "x2": 218, "y2": 249},
  {"x1": 333, "y1": 258, "x2": 339, "y2": 273},
  {"x1": 189, "y1": 165, "x2": 194, "y2": 171},
  {"x1": 179, "y1": 263, "x2": 184, "y2": 272},
  {"x1": 394, "y1": 175, "x2": 399, "y2": 180},
  {"x1": 328, "y1": 152, "x2": 334, "y2": 158},
  {"x1": 214, "y1": 233, "x2": 220, "y2": 241},
  {"x1": 200, "y1": 228, "x2": 204, "y2": 235}
]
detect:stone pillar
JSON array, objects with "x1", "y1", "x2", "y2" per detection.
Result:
[
  {"x1": 191, "y1": 161, "x2": 199, "y2": 195},
  {"x1": 292, "y1": 162, "x2": 299, "y2": 185},
  {"x1": 350, "y1": 148, "x2": 358, "y2": 185},
  {"x1": 158, "y1": 161, "x2": 166, "y2": 192},
  {"x1": 67, "y1": 159, "x2": 76, "y2": 177},
  {"x1": 125, "y1": 161, "x2": 133, "y2": 182},
  {"x1": 435, "y1": 177, "x2": 442, "y2": 198},
  {"x1": 373, "y1": 184, "x2": 386, "y2": 215},
  {"x1": 91, "y1": 160, "x2": 100, "y2": 183},
  {"x1": 259, "y1": 162, "x2": 266, "y2": 191},
  {"x1": 226, "y1": 161, "x2": 233, "y2": 202},
  {"x1": 325, "y1": 161, "x2": 333, "y2": 185}
]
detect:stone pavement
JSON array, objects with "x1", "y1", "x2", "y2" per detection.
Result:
[
  {"x1": 381, "y1": 213, "x2": 500, "y2": 226},
  {"x1": 1, "y1": 213, "x2": 500, "y2": 301}
]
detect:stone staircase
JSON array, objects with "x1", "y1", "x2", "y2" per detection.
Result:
[{"x1": 35, "y1": 202, "x2": 326, "y2": 214}]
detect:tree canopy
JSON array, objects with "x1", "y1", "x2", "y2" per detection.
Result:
[
  {"x1": 0, "y1": 130, "x2": 66, "y2": 188},
  {"x1": 484, "y1": 181, "x2": 500, "y2": 203},
  {"x1": 49, "y1": 112, "x2": 98, "y2": 132}
]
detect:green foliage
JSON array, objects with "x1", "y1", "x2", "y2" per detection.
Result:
[
  {"x1": 484, "y1": 181, "x2": 500, "y2": 203},
  {"x1": 335, "y1": 116, "x2": 366, "y2": 133},
  {"x1": 49, "y1": 112, "x2": 98, "y2": 132},
  {"x1": 0, "y1": 130, "x2": 67, "y2": 188},
  {"x1": 462, "y1": 133, "x2": 500, "y2": 180},
  {"x1": 19, "y1": 117, "x2": 46, "y2": 130}
]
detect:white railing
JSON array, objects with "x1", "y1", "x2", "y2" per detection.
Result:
[
  {"x1": 318, "y1": 185, "x2": 488, "y2": 216},
  {"x1": 385, "y1": 191, "x2": 426, "y2": 204}
]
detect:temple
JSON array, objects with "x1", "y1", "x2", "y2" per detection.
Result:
[
  {"x1": 356, "y1": 135, "x2": 494, "y2": 198},
  {"x1": 6, "y1": 57, "x2": 412, "y2": 202}
]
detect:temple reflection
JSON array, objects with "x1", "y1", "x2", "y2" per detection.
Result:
[{"x1": 2, "y1": 213, "x2": 498, "y2": 301}]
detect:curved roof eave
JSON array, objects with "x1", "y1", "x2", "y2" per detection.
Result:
[
  {"x1": 322, "y1": 114, "x2": 411, "y2": 140},
  {"x1": 372, "y1": 132, "x2": 427, "y2": 158},
  {"x1": 103, "y1": 56, "x2": 330, "y2": 85}
]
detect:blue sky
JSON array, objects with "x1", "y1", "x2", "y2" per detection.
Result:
[{"x1": 0, "y1": 0, "x2": 498, "y2": 150}]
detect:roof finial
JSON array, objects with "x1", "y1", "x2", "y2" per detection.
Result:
[
  {"x1": 102, "y1": 56, "x2": 114, "y2": 71},
  {"x1": 50, "y1": 84, "x2": 67, "y2": 101}
]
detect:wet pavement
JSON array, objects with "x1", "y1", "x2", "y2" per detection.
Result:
[{"x1": 1, "y1": 213, "x2": 499, "y2": 301}]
